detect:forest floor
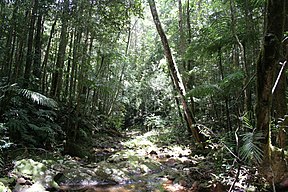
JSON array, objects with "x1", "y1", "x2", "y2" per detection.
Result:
[{"x1": 3, "y1": 128, "x2": 267, "y2": 192}]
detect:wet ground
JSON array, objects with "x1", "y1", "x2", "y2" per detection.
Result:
[{"x1": 7, "y1": 129, "x2": 262, "y2": 192}]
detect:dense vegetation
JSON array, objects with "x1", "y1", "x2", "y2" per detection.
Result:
[{"x1": 0, "y1": 0, "x2": 287, "y2": 191}]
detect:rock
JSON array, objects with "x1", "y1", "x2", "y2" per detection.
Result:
[
  {"x1": 14, "y1": 182, "x2": 47, "y2": 192},
  {"x1": 166, "y1": 158, "x2": 177, "y2": 166},
  {"x1": 16, "y1": 178, "x2": 27, "y2": 185},
  {"x1": 179, "y1": 179, "x2": 187, "y2": 187},
  {"x1": 165, "y1": 154, "x2": 171, "y2": 158},
  {"x1": 211, "y1": 182, "x2": 226, "y2": 192},
  {"x1": 53, "y1": 173, "x2": 64, "y2": 183},
  {"x1": 190, "y1": 181, "x2": 199, "y2": 192},
  {"x1": 149, "y1": 150, "x2": 158, "y2": 155}
]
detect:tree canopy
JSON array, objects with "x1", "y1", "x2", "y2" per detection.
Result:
[{"x1": 0, "y1": 0, "x2": 288, "y2": 191}]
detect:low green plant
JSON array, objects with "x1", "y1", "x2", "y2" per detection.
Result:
[
  {"x1": 0, "y1": 83, "x2": 61, "y2": 149},
  {"x1": 239, "y1": 131, "x2": 264, "y2": 164},
  {"x1": 239, "y1": 113, "x2": 264, "y2": 164},
  {"x1": 144, "y1": 114, "x2": 166, "y2": 130}
]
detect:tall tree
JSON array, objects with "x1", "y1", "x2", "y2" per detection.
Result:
[
  {"x1": 255, "y1": 0, "x2": 285, "y2": 162},
  {"x1": 148, "y1": 0, "x2": 202, "y2": 144},
  {"x1": 273, "y1": 1, "x2": 288, "y2": 149},
  {"x1": 41, "y1": 18, "x2": 57, "y2": 94},
  {"x1": 32, "y1": 6, "x2": 42, "y2": 90},
  {"x1": 23, "y1": 0, "x2": 38, "y2": 88},
  {"x1": 50, "y1": 0, "x2": 69, "y2": 99}
]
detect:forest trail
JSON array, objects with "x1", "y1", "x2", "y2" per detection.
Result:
[{"x1": 6, "y1": 129, "x2": 260, "y2": 192}]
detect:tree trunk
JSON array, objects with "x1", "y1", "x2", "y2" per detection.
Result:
[
  {"x1": 243, "y1": 0, "x2": 254, "y2": 114},
  {"x1": 13, "y1": 32, "x2": 26, "y2": 83},
  {"x1": 50, "y1": 0, "x2": 69, "y2": 99},
  {"x1": 33, "y1": 11, "x2": 42, "y2": 91},
  {"x1": 148, "y1": 0, "x2": 202, "y2": 144},
  {"x1": 273, "y1": 1, "x2": 288, "y2": 148},
  {"x1": 41, "y1": 18, "x2": 57, "y2": 94},
  {"x1": 63, "y1": 31, "x2": 74, "y2": 102},
  {"x1": 218, "y1": 47, "x2": 232, "y2": 132},
  {"x1": 23, "y1": 0, "x2": 38, "y2": 88},
  {"x1": 69, "y1": 29, "x2": 82, "y2": 104},
  {"x1": 256, "y1": 0, "x2": 285, "y2": 162},
  {"x1": 185, "y1": 0, "x2": 196, "y2": 113},
  {"x1": 230, "y1": 0, "x2": 252, "y2": 115}
]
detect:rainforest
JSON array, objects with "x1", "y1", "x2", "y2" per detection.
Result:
[{"x1": 0, "y1": 0, "x2": 287, "y2": 191}]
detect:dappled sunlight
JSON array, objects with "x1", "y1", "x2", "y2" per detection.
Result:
[
  {"x1": 0, "y1": 0, "x2": 283, "y2": 191},
  {"x1": 6, "y1": 129, "x2": 267, "y2": 191}
]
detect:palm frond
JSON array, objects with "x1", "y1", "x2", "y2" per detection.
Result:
[
  {"x1": 239, "y1": 131, "x2": 264, "y2": 164},
  {"x1": 251, "y1": 0, "x2": 265, "y2": 7},
  {"x1": 186, "y1": 84, "x2": 222, "y2": 98},
  {"x1": 19, "y1": 89, "x2": 58, "y2": 109},
  {"x1": 219, "y1": 71, "x2": 244, "y2": 92},
  {"x1": 0, "y1": 151, "x2": 3, "y2": 169},
  {"x1": 242, "y1": 112, "x2": 254, "y2": 130}
]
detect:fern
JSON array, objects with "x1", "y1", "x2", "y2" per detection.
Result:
[
  {"x1": 186, "y1": 84, "x2": 222, "y2": 98},
  {"x1": 19, "y1": 89, "x2": 58, "y2": 108},
  {"x1": 219, "y1": 71, "x2": 244, "y2": 92},
  {"x1": 242, "y1": 112, "x2": 254, "y2": 130},
  {"x1": 0, "y1": 150, "x2": 3, "y2": 169},
  {"x1": 239, "y1": 131, "x2": 264, "y2": 164},
  {"x1": 1, "y1": 84, "x2": 61, "y2": 148},
  {"x1": 239, "y1": 113, "x2": 264, "y2": 164},
  {"x1": 0, "y1": 84, "x2": 58, "y2": 109},
  {"x1": 251, "y1": 0, "x2": 265, "y2": 7}
]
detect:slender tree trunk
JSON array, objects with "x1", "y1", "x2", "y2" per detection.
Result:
[
  {"x1": 243, "y1": 0, "x2": 254, "y2": 114},
  {"x1": 230, "y1": 0, "x2": 251, "y2": 115},
  {"x1": 41, "y1": 18, "x2": 57, "y2": 94},
  {"x1": 24, "y1": 0, "x2": 38, "y2": 88},
  {"x1": 108, "y1": 20, "x2": 137, "y2": 116},
  {"x1": 8, "y1": 34, "x2": 16, "y2": 82},
  {"x1": 2, "y1": 23, "x2": 13, "y2": 78},
  {"x1": 148, "y1": 0, "x2": 202, "y2": 143},
  {"x1": 50, "y1": 0, "x2": 69, "y2": 99},
  {"x1": 63, "y1": 31, "x2": 74, "y2": 102},
  {"x1": 33, "y1": 11, "x2": 42, "y2": 90},
  {"x1": 185, "y1": 0, "x2": 196, "y2": 113},
  {"x1": 1, "y1": 2, "x2": 18, "y2": 79},
  {"x1": 69, "y1": 30, "x2": 81, "y2": 104},
  {"x1": 171, "y1": 2, "x2": 190, "y2": 128},
  {"x1": 178, "y1": 0, "x2": 185, "y2": 60},
  {"x1": 218, "y1": 47, "x2": 232, "y2": 132},
  {"x1": 169, "y1": 71, "x2": 186, "y2": 130},
  {"x1": 13, "y1": 33, "x2": 25, "y2": 83}
]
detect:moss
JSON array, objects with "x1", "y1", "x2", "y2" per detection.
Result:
[{"x1": 0, "y1": 182, "x2": 12, "y2": 192}]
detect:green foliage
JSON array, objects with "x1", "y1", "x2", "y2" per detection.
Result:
[
  {"x1": 0, "y1": 83, "x2": 61, "y2": 148},
  {"x1": 0, "y1": 182, "x2": 11, "y2": 192},
  {"x1": 0, "y1": 152, "x2": 3, "y2": 171},
  {"x1": 12, "y1": 159, "x2": 47, "y2": 180},
  {"x1": 239, "y1": 114, "x2": 264, "y2": 164},
  {"x1": 186, "y1": 71, "x2": 243, "y2": 99},
  {"x1": 237, "y1": 0, "x2": 265, "y2": 8},
  {"x1": 239, "y1": 131, "x2": 264, "y2": 164},
  {"x1": 186, "y1": 84, "x2": 222, "y2": 98},
  {"x1": 219, "y1": 71, "x2": 244, "y2": 93},
  {"x1": 19, "y1": 89, "x2": 58, "y2": 108},
  {"x1": 144, "y1": 114, "x2": 166, "y2": 130},
  {"x1": 5, "y1": 105, "x2": 61, "y2": 148}
]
